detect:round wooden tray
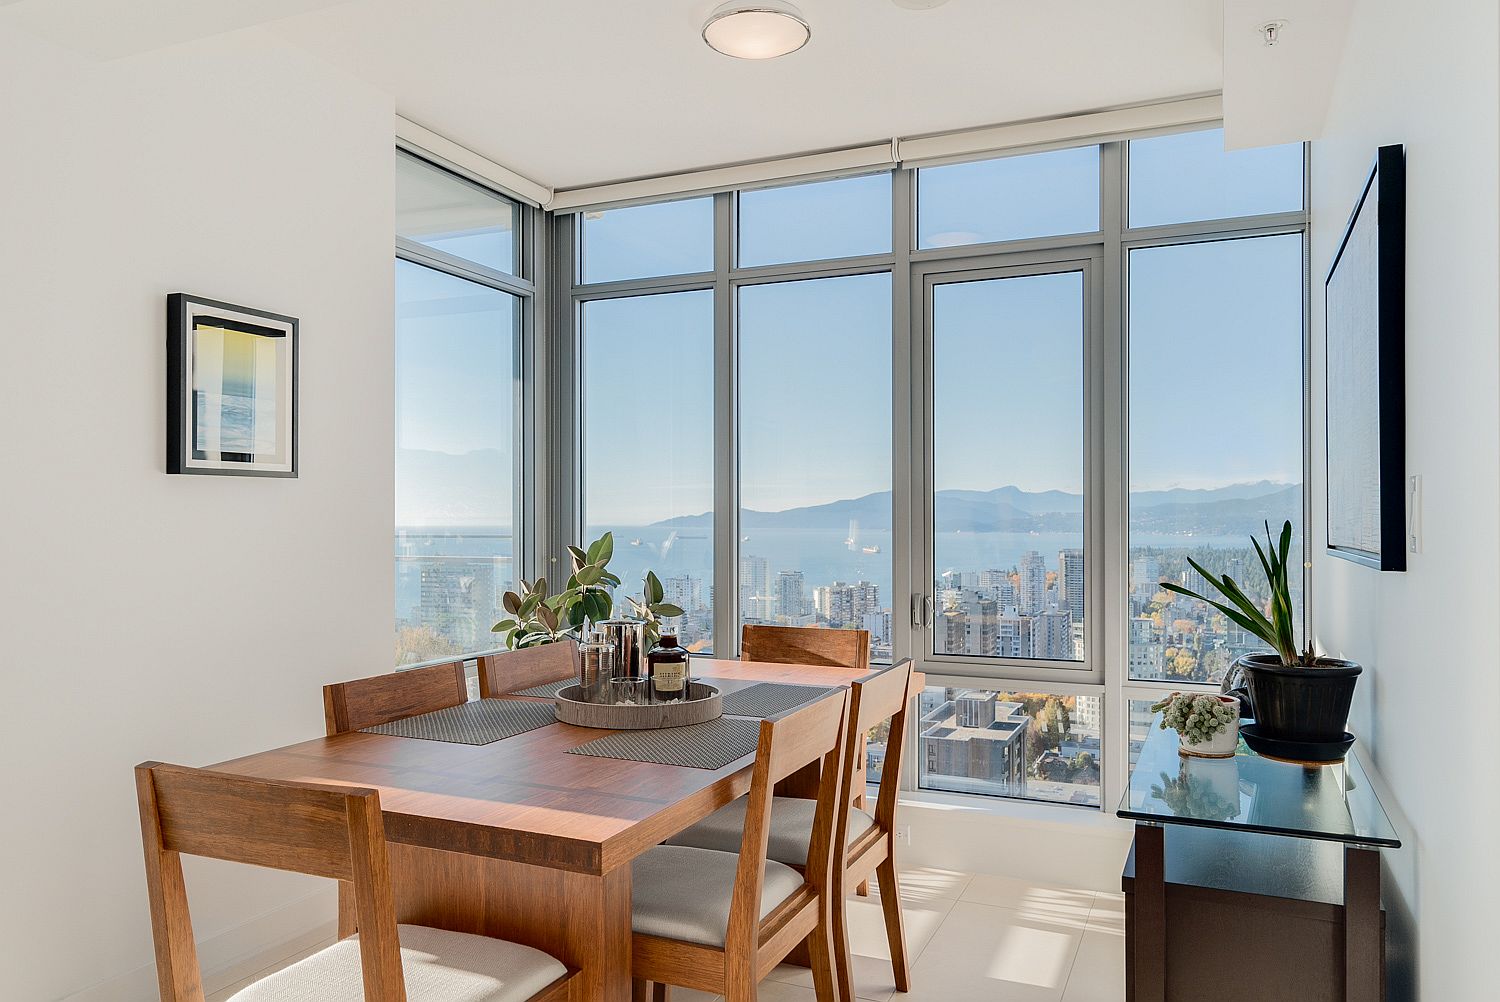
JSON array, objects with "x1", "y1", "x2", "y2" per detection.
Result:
[{"x1": 554, "y1": 682, "x2": 723, "y2": 730}]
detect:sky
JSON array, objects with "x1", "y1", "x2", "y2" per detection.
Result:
[{"x1": 396, "y1": 128, "x2": 1306, "y2": 528}]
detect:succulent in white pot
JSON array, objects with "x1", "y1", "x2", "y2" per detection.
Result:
[{"x1": 1151, "y1": 692, "x2": 1241, "y2": 759}]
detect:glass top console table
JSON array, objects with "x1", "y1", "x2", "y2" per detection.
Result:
[{"x1": 1116, "y1": 716, "x2": 1401, "y2": 1002}]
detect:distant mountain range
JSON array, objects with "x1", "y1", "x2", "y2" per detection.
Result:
[{"x1": 658, "y1": 481, "x2": 1301, "y2": 537}]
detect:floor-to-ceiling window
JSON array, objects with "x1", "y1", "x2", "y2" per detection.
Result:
[
  {"x1": 394, "y1": 149, "x2": 535, "y2": 665},
  {"x1": 555, "y1": 126, "x2": 1308, "y2": 809}
]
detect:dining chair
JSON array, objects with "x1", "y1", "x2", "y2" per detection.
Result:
[
  {"x1": 740, "y1": 624, "x2": 871, "y2": 672},
  {"x1": 740, "y1": 624, "x2": 874, "y2": 895},
  {"x1": 477, "y1": 641, "x2": 579, "y2": 699},
  {"x1": 630, "y1": 689, "x2": 851, "y2": 1002},
  {"x1": 322, "y1": 660, "x2": 468, "y2": 937},
  {"x1": 323, "y1": 659, "x2": 469, "y2": 735},
  {"x1": 134, "y1": 762, "x2": 576, "y2": 1002},
  {"x1": 666, "y1": 660, "x2": 917, "y2": 1001}
]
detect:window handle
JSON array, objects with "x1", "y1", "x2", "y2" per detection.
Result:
[
  {"x1": 922, "y1": 596, "x2": 934, "y2": 629},
  {"x1": 910, "y1": 594, "x2": 923, "y2": 630}
]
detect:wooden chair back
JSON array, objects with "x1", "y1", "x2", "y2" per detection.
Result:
[
  {"x1": 727, "y1": 689, "x2": 851, "y2": 951},
  {"x1": 323, "y1": 660, "x2": 467, "y2": 735},
  {"x1": 135, "y1": 762, "x2": 406, "y2": 1002},
  {"x1": 477, "y1": 640, "x2": 579, "y2": 699},
  {"x1": 740, "y1": 625, "x2": 870, "y2": 671},
  {"x1": 841, "y1": 660, "x2": 915, "y2": 846}
]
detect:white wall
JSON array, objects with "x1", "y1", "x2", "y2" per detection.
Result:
[
  {"x1": 0, "y1": 23, "x2": 395, "y2": 1002},
  {"x1": 1309, "y1": 1, "x2": 1500, "y2": 998}
]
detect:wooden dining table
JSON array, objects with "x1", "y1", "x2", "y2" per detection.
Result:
[{"x1": 210, "y1": 658, "x2": 916, "y2": 1002}]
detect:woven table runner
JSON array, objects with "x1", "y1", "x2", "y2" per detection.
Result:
[
  {"x1": 362, "y1": 698, "x2": 556, "y2": 746},
  {"x1": 567, "y1": 716, "x2": 762, "y2": 770},
  {"x1": 507, "y1": 677, "x2": 574, "y2": 698},
  {"x1": 721, "y1": 682, "x2": 837, "y2": 719}
]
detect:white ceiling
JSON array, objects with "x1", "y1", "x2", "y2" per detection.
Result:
[
  {"x1": 264, "y1": 0, "x2": 1226, "y2": 189},
  {"x1": 9, "y1": 0, "x2": 1322, "y2": 192}
]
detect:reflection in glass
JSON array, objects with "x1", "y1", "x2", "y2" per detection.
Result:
[
  {"x1": 1129, "y1": 128, "x2": 1303, "y2": 228},
  {"x1": 395, "y1": 260, "x2": 519, "y2": 663},
  {"x1": 582, "y1": 290, "x2": 715, "y2": 651},
  {"x1": 581, "y1": 197, "x2": 714, "y2": 284},
  {"x1": 738, "y1": 174, "x2": 892, "y2": 267},
  {"x1": 396, "y1": 151, "x2": 518, "y2": 275},
  {"x1": 917, "y1": 687, "x2": 1102, "y2": 806},
  {"x1": 931, "y1": 271, "x2": 1085, "y2": 662},
  {"x1": 917, "y1": 146, "x2": 1099, "y2": 249},
  {"x1": 1127, "y1": 235, "x2": 1303, "y2": 684},
  {"x1": 738, "y1": 273, "x2": 893, "y2": 660}
]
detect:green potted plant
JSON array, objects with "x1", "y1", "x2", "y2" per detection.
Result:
[
  {"x1": 1150, "y1": 691, "x2": 1241, "y2": 758},
  {"x1": 1161, "y1": 520, "x2": 1361, "y2": 748},
  {"x1": 491, "y1": 532, "x2": 622, "y2": 649}
]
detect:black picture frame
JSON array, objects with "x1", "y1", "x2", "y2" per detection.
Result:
[
  {"x1": 1324, "y1": 145, "x2": 1405, "y2": 570},
  {"x1": 167, "y1": 293, "x2": 298, "y2": 477}
]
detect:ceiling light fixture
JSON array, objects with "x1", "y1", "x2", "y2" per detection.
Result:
[{"x1": 702, "y1": 2, "x2": 811, "y2": 60}]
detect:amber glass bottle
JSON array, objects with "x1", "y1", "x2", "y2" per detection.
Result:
[{"x1": 647, "y1": 632, "x2": 690, "y2": 702}]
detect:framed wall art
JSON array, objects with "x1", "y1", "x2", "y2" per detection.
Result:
[
  {"x1": 167, "y1": 294, "x2": 297, "y2": 477},
  {"x1": 1324, "y1": 145, "x2": 1405, "y2": 570}
]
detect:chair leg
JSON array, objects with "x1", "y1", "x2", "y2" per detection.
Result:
[
  {"x1": 807, "y1": 898, "x2": 841, "y2": 1002},
  {"x1": 652, "y1": 984, "x2": 669, "y2": 1002},
  {"x1": 832, "y1": 882, "x2": 855, "y2": 1002},
  {"x1": 336, "y1": 880, "x2": 358, "y2": 938},
  {"x1": 631, "y1": 978, "x2": 649, "y2": 1002},
  {"x1": 875, "y1": 858, "x2": 911, "y2": 992}
]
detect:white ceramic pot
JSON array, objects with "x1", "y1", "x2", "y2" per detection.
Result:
[{"x1": 1178, "y1": 695, "x2": 1241, "y2": 759}]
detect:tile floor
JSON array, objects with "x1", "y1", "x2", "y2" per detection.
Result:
[{"x1": 206, "y1": 866, "x2": 1124, "y2": 1002}]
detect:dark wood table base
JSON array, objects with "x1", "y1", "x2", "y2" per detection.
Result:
[{"x1": 1125, "y1": 823, "x2": 1385, "y2": 1002}]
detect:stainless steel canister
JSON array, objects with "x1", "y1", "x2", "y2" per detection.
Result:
[
  {"x1": 576, "y1": 630, "x2": 616, "y2": 704},
  {"x1": 596, "y1": 618, "x2": 646, "y2": 680}
]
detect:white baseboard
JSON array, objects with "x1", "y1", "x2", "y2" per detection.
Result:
[{"x1": 64, "y1": 886, "x2": 337, "y2": 1002}]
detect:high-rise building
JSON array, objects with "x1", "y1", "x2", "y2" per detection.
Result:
[
  {"x1": 774, "y1": 569, "x2": 806, "y2": 620},
  {"x1": 996, "y1": 611, "x2": 1033, "y2": 659},
  {"x1": 415, "y1": 556, "x2": 502, "y2": 652},
  {"x1": 1018, "y1": 551, "x2": 1047, "y2": 615},
  {"x1": 1129, "y1": 615, "x2": 1165, "y2": 680},
  {"x1": 1058, "y1": 548, "x2": 1084, "y2": 624},
  {"x1": 1033, "y1": 610, "x2": 1073, "y2": 659},
  {"x1": 977, "y1": 568, "x2": 1017, "y2": 608},
  {"x1": 739, "y1": 554, "x2": 769, "y2": 617},
  {"x1": 960, "y1": 597, "x2": 998, "y2": 656},
  {"x1": 1131, "y1": 554, "x2": 1160, "y2": 602},
  {"x1": 663, "y1": 574, "x2": 701, "y2": 613}
]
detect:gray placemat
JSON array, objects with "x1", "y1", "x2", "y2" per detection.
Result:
[
  {"x1": 721, "y1": 682, "x2": 837, "y2": 718},
  {"x1": 508, "y1": 677, "x2": 574, "y2": 698},
  {"x1": 362, "y1": 698, "x2": 556, "y2": 745},
  {"x1": 567, "y1": 716, "x2": 763, "y2": 770}
]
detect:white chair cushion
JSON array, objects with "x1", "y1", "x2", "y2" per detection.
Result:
[
  {"x1": 230, "y1": 924, "x2": 566, "y2": 1002},
  {"x1": 631, "y1": 844, "x2": 805, "y2": 947},
  {"x1": 665, "y1": 795, "x2": 877, "y2": 868}
]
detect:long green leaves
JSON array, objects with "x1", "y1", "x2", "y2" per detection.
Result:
[{"x1": 1158, "y1": 519, "x2": 1303, "y2": 666}]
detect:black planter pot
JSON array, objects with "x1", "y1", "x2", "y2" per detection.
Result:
[{"x1": 1238, "y1": 653, "x2": 1362, "y2": 743}]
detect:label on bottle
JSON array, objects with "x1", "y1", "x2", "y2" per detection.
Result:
[{"x1": 654, "y1": 660, "x2": 686, "y2": 693}]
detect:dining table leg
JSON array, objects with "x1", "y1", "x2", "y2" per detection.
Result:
[{"x1": 387, "y1": 842, "x2": 633, "y2": 1002}]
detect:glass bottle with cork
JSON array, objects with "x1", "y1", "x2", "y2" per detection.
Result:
[{"x1": 647, "y1": 631, "x2": 690, "y2": 702}]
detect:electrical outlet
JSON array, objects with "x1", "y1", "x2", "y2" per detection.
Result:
[{"x1": 894, "y1": 825, "x2": 912, "y2": 847}]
